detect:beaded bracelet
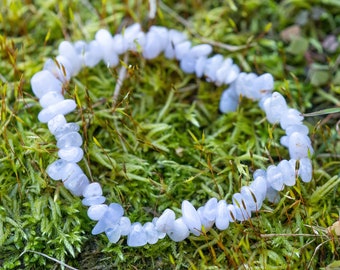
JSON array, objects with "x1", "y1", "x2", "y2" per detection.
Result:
[{"x1": 31, "y1": 23, "x2": 313, "y2": 247}]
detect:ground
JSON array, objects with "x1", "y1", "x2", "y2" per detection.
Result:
[{"x1": 1, "y1": 0, "x2": 340, "y2": 269}]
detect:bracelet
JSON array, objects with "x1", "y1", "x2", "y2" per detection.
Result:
[{"x1": 30, "y1": 23, "x2": 313, "y2": 247}]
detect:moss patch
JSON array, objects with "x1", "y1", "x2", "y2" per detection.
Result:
[{"x1": 1, "y1": 0, "x2": 340, "y2": 269}]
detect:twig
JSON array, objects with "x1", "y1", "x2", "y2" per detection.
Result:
[
  {"x1": 19, "y1": 250, "x2": 79, "y2": 270},
  {"x1": 307, "y1": 239, "x2": 331, "y2": 269},
  {"x1": 113, "y1": 53, "x2": 129, "y2": 106},
  {"x1": 159, "y1": 1, "x2": 251, "y2": 52},
  {"x1": 158, "y1": 1, "x2": 192, "y2": 28},
  {"x1": 112, "y1": 53, "x2": 129, "y2": 153},
  {"x1": 260, "y1": 233, "x2": 327, "y2": 238},
  {"x1": 199, "y1": 36, "x2": 252, "y2": 52},
  {"x1": 148, "y1": 0, "x2": 157, "y2": 19}
]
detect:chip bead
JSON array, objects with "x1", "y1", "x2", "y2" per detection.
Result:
[{"x1": 182, "y1": 200, "x2": 202, "y2": 236}]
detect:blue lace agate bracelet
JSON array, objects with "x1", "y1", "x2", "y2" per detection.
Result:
[{"x1": 31, "y1": 23, "x2": 313, "y2": 247}]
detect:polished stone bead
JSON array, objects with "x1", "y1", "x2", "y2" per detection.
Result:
[
  {"x1": 31, "y1": 70, "x2": 63, "y2": 99},
  {"x1": 92, "y1": 203, "x2": 124, "y2": 235},
  {"x1": 298, "y1": 158, "x2": 312, "y2": 182},
  {"x1": 48, "y1": 114, "x2": 67, "y2": 134},
  {"x1": 83, "y1": 182, "x2": 103, "y2": 197},
  {"x1": 39, "y1": 91, "x2": 64, "y2": 108},
  {"x1": 58, "y1": 40, "x2": 82, "y2": 75},
  {"x1": 286, "y1": 124, "x2": 309, "y2": 136},
  {"x1": 58, "y1": 147, "x2": 84, "y2": 163},
  {"x1": 155, "y1": 209, "x2": 175, "y2": 233},
  {"x1": 56, "y1": 131, "x2": 82, "y2": 149},
  {"x1": 252, "y1": 73, "x2": 274, "y2": 99},
  {"x1": 54, "y1": 123, "x2": 80, "y2": 140},
  {"x1": 280, "y1": 135, "x2": 289, "y2": 147},
  {"x1": 263, "y1": 92, "x2": 288, "y2": 124},
  {"x1": 46, "y1": 159, "x2": 68, "y2": 180},
  {"x1": 240, "y1": 186, "x2": 257, "y2": 211},
  {"x1": 250, "y1": 175, "x2": 267, "y2": 204},
  {"x1": 105, "y1": 224, "x2": 121, "y2": 243},
  {"x1": 226, "y1": 204, "x2": 237, "y2": 222},
  {"x1": 219, "y1": 86, "x2": 239, "y2": 113},
  {"x1": 181, "y1": 200, "x2": 202, "y2": 236},
  {"x1": 180, "y1": 55, "x2": 196, "y2": 74},
  {"x1": 83, "y1": 40, "x2": 103, "y2": 67},
  {"x1": 215, "y1": 58, "x2": 236, "y2": 86},
  {"x1": 266, "y1": 165, "x2": 285, "y2": 191},
  {"x1": 152, "y1": 217, "x2": 166, "y2": 239},
  {"x1": 266, "y1": 186, "x2": 280, "y2": 203},
  {"x1": 190, "y1": 44, "x2": 212, "y2": 57},
  {"x1": 278, "y1": 159, "x2": 296, "y2": 186},
  {"x1": 202, "y1": 197, "x2": 218, "y2": 222},
  {"x1": 87, "y1": 204, "x2": 108, "y2": 221},
  {"x1": 143, "y1": 222, "x2": 158, "y2": 245},
  {"x1": 215, "y1": 200, "x2": 230, "y2": 230},
  {"x1": 82, "y1": 195, "x2": 106, "y2": 206},
  {"x1": 127, "y1": 222, "x2": 147, "y2": 247},
  {"x1": 119, "y1": 217, "x2": 132, "y2": 236},
  {"x1": 95, "y1": 29, "x2": 119, "y2": 67},
  {"x1": 142, "y1": 26, "x2": 168, "y2": 59},
  {"x1": 204, "y1": 54, "x2": 224, "y2": 83},
  {"x1": 164, "y1": 29, "x2": 187, "y2": 59},
  {"x1": 121, "y1": 23, "x2": 144, "y2": 52},
  {"x1": 232, "y1": 193, "x2": 251, "y2": 221},
  {"x1": 195, "y1": 56, "x2": 207, "y2": 78},
  {"x1": 280, "y1": 109, "x2": 304, "y2": 130},
  {"x1": 235, "y1": 72, "x2": 257, "y2": 97},
  {"x1": 167, "y1": 217, "x2": 189, "y2": 242},
  {"x1": 149, "y1": 26, "x2": 169, "y2": 52},
  {"x1": 63, "y1": 173, "x2": 90, "y2": 196},
  {"x1": 197, "y1": 206, "x2": 214, "y2": 231},
  {"x1": 59, "y1": 162, "x2": 83, "y2": 181},
  {"x1": 288, "y1": 132, "x2": 314, "y2": 160},
  {"x1": 111, "y1": 34, "x2": 125, "y2": 55},
  {"x1": 38, "y1": 100, "x2": 76, "y2": 123},
  {"x1": 43, "y1": 55, "x2": 74, "y2": 82},
  {"x1": 175, "y1": 41, "x2": 191, "y2": 61}
]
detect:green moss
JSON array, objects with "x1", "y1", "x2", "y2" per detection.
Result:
[{"x1": 1, "y1": 0, "x2": 340, "y2": 269}]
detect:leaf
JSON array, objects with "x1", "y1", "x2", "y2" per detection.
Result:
[
  {"x1": 264, "y1": 22, "x2": 272, "y2": 33},
  {"x1": 93, "y1": 136, "x2": 102, "y2": 147},
  {"x1": 310, "y1": 176, "x2": 340, "y2": 204},
  {"x1": 63, "y1": 237, "x2": 75, "y2": 258},
  {"x1": 303, "y1": 107, "x2": 340, "y2": 117},
  {"x1": 227, "y1": 0, "x2": 238, "y2": 11},
  {"x1": 44, "y1": 29, "x2": 51, "y2": 45},
  {"x1": 188, "y1": 129, "x2": 199, "y2": 143},
  {"x1": 311, "y1": 70, "x2": 330, "y2": 86},
  {"x1": 287, "y1": 37, "x2": 309, "y2": 55},
  {"x1": 321, "y1": 0, "x2": 340, "y2": 7},
  {"x1": 309, "y1": 38, "x2": 323, "y2": 53},
  {"x1": 309, "y1": 63, "x2": 331, "y2": 86},
  {"x1": 326, "y1": 260, "x2": 340, "y2": 270},
  {"x1": 333, "y1": 71, "x2": 340, "y2": 86}
]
